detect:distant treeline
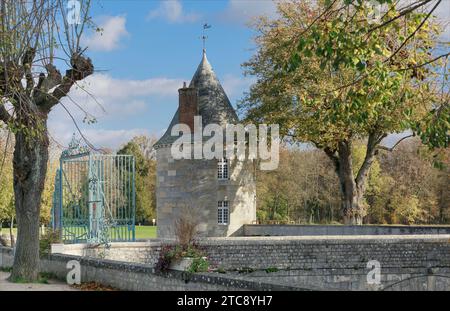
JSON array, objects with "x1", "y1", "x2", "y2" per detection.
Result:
[
  {"x1": 256, "y1": 139, "x2": 449, "y2": 225},
  {"x1": 1, "y1": 133, "x2": 448, "y2": 228}
]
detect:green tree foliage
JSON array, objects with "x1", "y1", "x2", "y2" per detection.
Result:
[
  {"x1": 117, "y1": 136, "x2": 156, "y2": 224},
  {"x1": 40, "y1": 161, "x2": 58, "y2": 226},
  {"x1": 257, "y1": 146, "x2": 341, "y2": 224},
  {"x1": 239, "y1": 0, "x2": 448, "y2": 224},
  {"x1": 1, "y1": 131, "x2": 58, "y2": 228},
  {"x1": 257, "y1": 140, "x2": 449, "y2": 225},
  {"x1": 0, "y1": 132, "x2": 14, "y2": 228},
  {"x1": 367, "y1": 139, "x2": 449, "y2": 224}
]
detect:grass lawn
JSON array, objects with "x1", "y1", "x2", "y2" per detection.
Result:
[
  {"x1": 135, "y1": 225, "x2": 157, "y2": 239},
  {"x1": 1, "y1": 226, "x2": 157, "y2": 240},
  {"x1": 0, "y1": 227, "x2": 16, "y2": 237}
]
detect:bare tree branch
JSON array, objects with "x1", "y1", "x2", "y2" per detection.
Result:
[
  {"x1": 0, "y1": 104, "x2": 12, "y2": 123},
  {"x1": 323, "y1": 146, "x2": 340, "y2": 175},
  {"x1": 378, "y1": 134, "x2": 415, "y2": 152},
  {"x1": 367, "y1": 0, "x2": 434, "y2": 34},
  {"x1": 38, "y1": 53, "x2": 93, "y2": 112},
  {"x1": 385, "y1": 0, "x2": 441, "y2": 64},
  {"x1": 355, "y1": 131, "x2": 386, "y2": 188},
  {"x1": 396, "y1": 52, "x2": 450, "y2": 73},
  {"x1": 23, "y1": 47, "x2": 36, "y2": 94}
]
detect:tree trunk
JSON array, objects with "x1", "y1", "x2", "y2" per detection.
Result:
[
  {"x1": 336, "y1": 141, "x2": 365, "y2": 225},
  {"x1": 9, "y1": 215, "x2": 15, "y2": 248},
  {"x1": 9, "y1": 126, "x2": 49, "y2": 282}
]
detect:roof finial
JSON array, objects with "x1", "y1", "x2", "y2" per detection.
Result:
[{"x1": 202, "y1": 22, "x2": 212, "y2": 54}]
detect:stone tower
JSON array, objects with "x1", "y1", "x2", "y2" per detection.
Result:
[{"x1": 154, "y1": 51, "x2": 256, "y2": 238}]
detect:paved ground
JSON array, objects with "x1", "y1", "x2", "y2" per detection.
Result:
[{"x1": 0, "y1": 271, "x2": 79, "y2": 291}]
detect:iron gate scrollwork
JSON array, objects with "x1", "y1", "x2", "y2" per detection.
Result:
[{"x1": 51, "y1": 135, "x2": 136, "y2": 244}]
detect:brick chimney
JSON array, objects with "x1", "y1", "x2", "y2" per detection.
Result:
[{"x1": 178, "y1": 82, "x2": 198, "y2": 131}]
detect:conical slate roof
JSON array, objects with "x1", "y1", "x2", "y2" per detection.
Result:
[{"x1": 154, "y1": 51, "x2": 239, "y2": 149}]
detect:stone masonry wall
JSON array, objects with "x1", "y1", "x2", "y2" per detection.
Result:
[
  {"x1": 200, "y1": 236, "x2": 450, "y2": 271},
  {"x1": 46, "y1": 235, "x2": 450, "y2": 290},
  {"x1": 0, "y1": 246, "x2": 293, "y2": 291},
  {"x1": 243, "y1": 224, "x2": 450, "y2": 236},
  {"x1": 156, "y1": 146, "x2": 256, "y2": 238},
  {"x1": 57, "y1": 236, "x2": 450, "y2": 270}
]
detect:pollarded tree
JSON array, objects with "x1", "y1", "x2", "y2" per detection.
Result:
[
  {"x1": 239, "y1": 0, "x2": 448, "y2": 224},
  {"x1": 0, "y1": 0, "x2": 94, "y2": 281}
]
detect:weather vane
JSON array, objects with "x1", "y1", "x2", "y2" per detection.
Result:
[{"x1": 201, "y1": 22, "x2": 212, "y2": 52}]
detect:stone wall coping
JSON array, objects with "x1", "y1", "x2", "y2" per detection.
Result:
[
  {"x1": 49, "y1": 253, "x2": 156, "y2": 272},
  {"x1": 244, "y1": 224, "x2": 450, "y2": 229},
  {"x1": 0, "y1": 246, "x2": 13, "y2": 253},
  {"x1": 194, "y1": 235, "x2": 450, "y2": 245},
  {"x1": 49, "y1": 234, "x2": 450, "y2": 254},
  {"x1": 52, "y1": 240, "x2": 162, "y2": 253}
]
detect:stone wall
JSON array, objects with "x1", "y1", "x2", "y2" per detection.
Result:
[
  {"x1": 242, "y1": 224, "x2": 450, "y2": 236},
  {"x1": 156, "y1": 146, "x2": 256, "y2": 238},
  {"x1": 0, "y1": 246, "x2": 294, "y2": 291},
  {"x1": 243, "y1": 224, "x2": 450, "y2": 236},
  {"x1": 198, "y1": 236, "x2": 450, "y2": 271},
  {"x1": 50, "y1": 241, "x2": 159, "y2": 264},
  {"x1": 46, "y1": 235, "x2": 450, "y2": 290}
]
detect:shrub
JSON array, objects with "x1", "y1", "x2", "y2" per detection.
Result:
[
  {"x1": 39, "y1": 229, "x2": 61, "y2": 257},
  {"x1": 237, "y1": 267, "x2": 255, "y2": 274},
  {"x1": 155, "y1": 243, "x2": 209, "y2": 273},
  {"x1": 188, "y1": 256, "x2": 209, "y2": 273},
  {"x1": 216, "y1": 266, "x2": 226, "y2": 274},
  {"x1": 154, "y1": 245, "x2": 176, "y2": 272},
  {"x1": 265, "y1": 267, "x2": 279, "y2": 273},
  {"x1": 174, "y1": 214, "x2": 199, "y2": 248}
]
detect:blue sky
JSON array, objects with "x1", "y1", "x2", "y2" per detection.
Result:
[
  {"x1": 49, "y1": 0, "x2": 449, "y2": 151},
  {"x1": 49, "y1": 0, "x2": 277, "y2": 150}
]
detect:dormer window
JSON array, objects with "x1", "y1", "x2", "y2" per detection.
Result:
[{"x1": 217, "y1": 158, "x2": 228, "y2": 180}]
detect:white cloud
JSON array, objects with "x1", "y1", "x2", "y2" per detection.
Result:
[
  {"x1": 47, "y1": 73, "x2": 254, "y2": 150},
  {"x1": 48, "y1": 119, "x2": 149, "y2": 151},
  {"x1": 73, "y1": 73, "x2": 183, "y2": 100},
  {"x1": 82, "y1": 128, "x2": 150, "y2": 150},
  {"x1": 219, "y1": 0, "x2": 277, "y2": 24},
  {"x1": 434, "y1": 0, "x2": 450, "y2": 39},
  {"x1": 147, "y1": 0, "x2": 200, "y2": 23},
  {"x1": 83, "y1": 16, "x2": 129, "y2": 52},
  {"x1": 222, "y1": 74, "x2": 255, "y2": 97},
  {"x1": 62, "y1": 73, "x2": 183, "y2": 118},
  {"x1": 48, "y1": 73, "x2": 184, "y2": 150}
]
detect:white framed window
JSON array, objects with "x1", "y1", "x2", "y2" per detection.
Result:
[
  {"x1": 217, "y1": 158, "x2": 229, "y2": 180},
  {"x1": 217, "y1": 201, "x2": 229, "y2": 225}
]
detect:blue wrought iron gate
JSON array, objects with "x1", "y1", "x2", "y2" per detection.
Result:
[{"x1": 52, "y1": 136, "x2": 136, "y2": 244}]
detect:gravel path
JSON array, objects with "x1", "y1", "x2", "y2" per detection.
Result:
[{"x1": 0, "y1": 271, "x2": 79, "y2": 291}]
